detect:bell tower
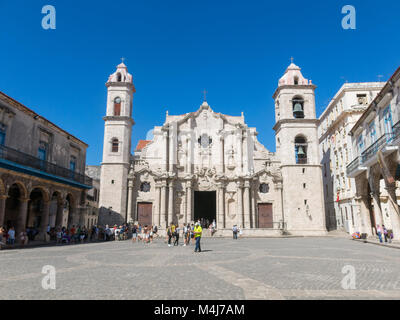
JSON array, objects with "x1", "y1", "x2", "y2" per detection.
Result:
[
  {"x1": 273, "y1": 62, "x2": 326, "y2": 235},
  {"x1": 99, "y1": 62, "x2": 135, "y2": 225}
]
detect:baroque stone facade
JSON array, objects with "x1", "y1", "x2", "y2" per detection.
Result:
[{"x1": 99, "y1": 62, "x2": 327, "y2": 236}]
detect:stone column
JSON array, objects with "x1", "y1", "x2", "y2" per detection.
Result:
[
  {"x1": 163, "y1": 131, "x2": 168, "y2": 172},
  {"x1": 219, "y1": 136, "x2": 224, "y2": 173},
  {"x1": 154, "y1": 183, "x2": 161, "y2": 227},
  {"x1": 251, "y1": 184, "x2": 257, "y2": 228},
  {"x1": 186, "y1": 181, "x2": 193, "y2": 224},
  {"x1": 0, "y1": 195, "x2": 8, "y2": 227},
  {"x1": 127, "y1": 178, "x2": 135, "y2": 223},
  {"x1": 17, "y1": 198, "x2": 29, "y2": 236},
  {"x1": 243, "y1": 180, "x2": 251, "y2": 228},
  {"x1": 217, "y1": 183, "x2": 225, "y2": 229},
  {"x1": 187, "y1": 133, "x2": 192, "y2": 174},
  {"x1": 236, "y1": 181, "x2": 243, "y2": 228},
  {"x1": 160, "y1": 182, "x2": 167, "y2": 228},
  {"x1": 40, "y1": 200, "x2": 51, "y2": 241},
  {"x1": 355, "y1": 195, "x2": 373, "y2": 236},
  {"x1": 55, "y1": 200, "x2": 64, "y2": 228},
  {"x1": 371, "y1": 192, "x2": 383, "y2": 227},
  {"x1": 168, "y1": 180, "x2": 174, "y2": 225},
  {"x1": 243, "y1": 132, "x2": 249, "y2": 174},
  {"x1": 236, "y1": 130, "x2": 243, "y2": 175},
  {"x1": 385, "y1": 184, "x2": 400, "y2": 241}
]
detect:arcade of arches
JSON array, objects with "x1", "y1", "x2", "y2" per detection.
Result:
[{"x1": 0, "y1": 171, "x2": 86, "y2": 241}]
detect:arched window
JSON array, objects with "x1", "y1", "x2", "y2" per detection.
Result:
[
  {"x1": 112, "y1": 138, "x2": 119, "y2": 153},
  {"x1": 114, "y1": 97, "x2": 121, "y2": 116},
  {"x1": 116, "y1": 73, "x2": 122, "y2": 82},
  {"x1": 293, "y1": 96, "x2": 305, "y2": 119},
  {"x1": 294, "y1": 76, "x2": 299, "y2": 85},
  {"x1": 295, "y1": 136, "x2": 307, "y2": 164}
]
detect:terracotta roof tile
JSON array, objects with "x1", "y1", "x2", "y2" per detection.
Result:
[{"x1": 135, "y1": 140, "x2": 151, "y2": 151}]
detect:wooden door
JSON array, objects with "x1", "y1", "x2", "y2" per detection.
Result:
[
  {"x1": 137, "y1": 202, "x2": 152, "y2": 226},
  {"x1": 258, "y1": 203, "x2": 273, "y2": 228}
]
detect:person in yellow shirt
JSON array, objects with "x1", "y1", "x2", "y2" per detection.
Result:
[{"x1": 194, "y1": 223, "x2": 202, "y2": 253}]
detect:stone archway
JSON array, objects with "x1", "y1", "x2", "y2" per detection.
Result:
[
  {"x1": 4, "y1": 183, "x2": 26, "y2": 230},
  {"x1": 26, "y1": 187, "x2": 51, "y2": 240}
]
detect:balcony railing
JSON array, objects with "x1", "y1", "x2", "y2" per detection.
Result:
[
  {"x1": 347, "y1": 121, "x2": 400, "y2": 176},
  {"x1": 361, "y1": 133, "x2": 394, "y2": 164},
  {"x1": 392, "y1": 120, "x2": 400, "y2": 140},
  {"x1": 0, "y1": 145, "x2": 92, "y2": 186},
  {"x1": 346, "y1": 156, "x2": 360, "y2": 175}
]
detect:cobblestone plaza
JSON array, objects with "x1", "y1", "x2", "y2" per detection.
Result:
[{"x1": 1, "y1": 237, "x2": 400, "y2": 300}]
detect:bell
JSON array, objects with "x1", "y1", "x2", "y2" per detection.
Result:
[
  {"x1": 297, "y1": 146, "x2": 305, "y2": 156},
  {"x1": 293, "y1": 103, "x2": 303, "y2": 114}
]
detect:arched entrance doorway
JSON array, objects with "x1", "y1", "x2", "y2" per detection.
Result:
[{"x1": 5, "y1": 184, "x2": 23, "y2": 230}]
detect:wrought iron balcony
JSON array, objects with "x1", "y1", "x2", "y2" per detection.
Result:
[
  {"x1": 361, "y1": 133, "x2": 394, "y2": 164},
  {"x1": 0, "y1": 144, "x2": 92, "y2": 187},
  {"x1": 346, "y1": 156, "x2": 361, "y2": 176},
  {"x1": 392, "y1": 120, "x2": 400, "y2": 141}
]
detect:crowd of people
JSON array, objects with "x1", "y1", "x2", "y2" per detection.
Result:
[
  {"x1": 0, "y1": 219, "x2": 216, "y2": 249},
  {"x1": 0, "y1": 223, "x2": 134, "y2": 248}
]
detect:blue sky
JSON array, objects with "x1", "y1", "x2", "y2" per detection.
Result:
[{"x1": 0, "y1": 0, "x2": 399, "y2": 165}]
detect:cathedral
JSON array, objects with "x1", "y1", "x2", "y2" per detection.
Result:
[{"x1": 99, "y1": 62, "x2": 327, "y2": 236}]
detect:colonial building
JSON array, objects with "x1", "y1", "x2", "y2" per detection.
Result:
[
  {"x1": 99, "y1": 62, "x2": 327, "y2": 236},
  {"x1": 84, "y1": 165, "x2": 100, "y2": 228},
  {"x1": 318, "y1": 82, "x2": 384, "y2": 233},
  {"x1": 347, "y1": 66, "x2": 400, "y2": 240},
  {"x1": 0, "y1": 91, "x2": 92, "y2": 240}
]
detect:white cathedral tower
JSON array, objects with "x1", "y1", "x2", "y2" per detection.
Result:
[
  {"x1": 273, "y1": 62, "x2": 327, "y2": 234},
  {"x1": 99, "y1": 62, "x2": 135, "y2": 224}
]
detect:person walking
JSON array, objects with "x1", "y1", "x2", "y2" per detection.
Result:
[
  {"x1": 232, "y1": 225, "x2": 238, "y2": 240},
  {"x1": 174, "y1": 225, "x2": 180, "y2": 246},
  {"x1": 183, "y1": 224, "x2": 188, "y2": 246},
  {"x1": 131, "y1": 224, "x2": 137, "y2": 243},
  {"x1": 376, "y1": 224, "x2": 383, "y2": 243},
  {"x1": 7, "y1": 227, "x2": 15, "y2": 245},
  {"x1": 167, "y1": 226, "x2": 173, "y2": 247},
  {"x1": 194, "y1": 222, "x2": 202, "y2": 253},
  {"x1": 383, "y1": 225, "x2": 388, "y2": 243}
]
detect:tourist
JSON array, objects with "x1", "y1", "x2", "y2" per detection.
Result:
[
  {"x1": 20, "y1": 230, "x2": 28, "y2": 247},
  {"x1": 132, "y1": 224, "x2": 138, "y2": 243},
  {"x1": 174, "y1": 224, "x2": 180, "y2": 246},
  {"x1": 167, "y1": 226, "x2": 173, "y2": 247},
  {"x1": 56, "y1": 228, "x2": 63, "y2": 244},
  {"x1": 115, "y1": 226, "x2": 121, "y2": 241},
  {"x1": 138, "y1": 224, "x2": 142, "y2": 242},
  {"x1": 70, "y1": 225, "x2": 76, "y2": 243},
  {"x1": 232, "y1": 225, "x2": 238, "y2": 240},
  {"x1": 383, "y1": 225, "x2": 388, "y2": 243},
  {"x1": 183, "y1": 223, "x2": 188, "y2": 246},
  {"x1": 7, "y1": 227, "x2": 15, "y2": 245},
  {"x1": 377, "y1": 225, "x2": 383, "y2": 243},
  {"x1": 194, "y1": 222, "x2": 202, "y2": 253},
  {"x1": 239, "y1": 226, "x2": 243, "y2": 238},
  {"x1": 388, "y1": 230, "x2": 394, "y2": 243},
  {"x1": 153, "y1": 225, "x2": 158, "y2": 238},
  {"x1": 0, "y1": 227, "x2": 5, "y2": 246},
  {"x1": 149, "y1": 226, "x2": 154, "y2": 243}
]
